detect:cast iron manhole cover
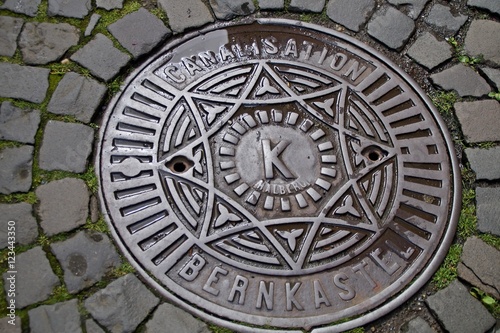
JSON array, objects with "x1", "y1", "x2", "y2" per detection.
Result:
[{"x1": 97, "y1": 19, "x2": 460, "y2": 332}]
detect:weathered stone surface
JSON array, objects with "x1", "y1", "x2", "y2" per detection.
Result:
[
  {"x1": 85, "y1": 13, "x2": 101, "y2": 37},
  {"x1": 1, "y1": 0, "x2": 41, "y2": 17},
  {"x1": 430, "y1": 64, "x2": 490, "y2": 97},
  {"x1": 465, "y1": 20, "x2": 500, "y2": 66},
  {"x1": 327, "y1": 0, "x2": 375, "y2": 32},
  {"x1": 48, "y1": 0, "x2": 91, "y2": 19},
  {"x1": 3, "y1": 247, "x2": 59, "y2": 308},
  {"x1": 97, "y1": 0, "x2": 123, "y2": 10},
  {"x1": 476, "y1": 187, "x2": 500, "y2": 236},
  {"x1": 29, "y1": 299, "x2": 82, "y2": 333},
  {"x1": 71, "y1": 34, "x2": 130, "y2": 82},
  {"x1": 209, "y1": 0, "x2": 255, "y2": 20},
  {"x1": 465, "y1": 147, "x2": 500, "y2": 180},
  {"x1": 426, "y1": 280, "x2": 495, "y2": 333},
  {"x1": 86, "y1": 319, "x2": 106, "y2": 333},
  {"x1": 108, "y1": 9, "x2": 170, "y2": 58},
  {"x1": 144, "y1": 303, "x2": 211, "y2": 333},
  {"x1": 401, "y1": 316, "x2": 435, "y2": 333},
  {"x1": 0, "y1": 316, "x2": 21, "y2": 332},
  {"x1": 0, "y1": 102, "x2": 40, "y2": 144},
  {"x1": 289, "y1": 0, "x2": 325, "y2": 13},
  {"x1": 158, "y1": 0, "x2": 213, "y2": 33},
  {"x1": 425, "y1": 4, "x2": 467, "y2": 33},
  {"x1": 454, "y1": 100, "x2": 500, "y2": 143},
  {"x1": 458, "y1": 237, "x2": 500, "y2": 299},
  {"x1": 52, "y1": 231, "x2": 120, "y2": 293},
  {"x1": 0, "y1": 203, "x2": 38, "y2": 249},
  {"x1": 90, "y1": 195, "x2": 99, "y2": 223},
  {"x1": 367, "y1": 6, "x2": 415, "y2": 50},
  {"x1": 258, "y1": 0, "x2": 284, "y2": 10},
  {"x1": 407, "y1": 32, "x2": 453, "y2": 70},
  {"x1": 39, "y1": 120, "x2": 94, "y2": 173},
  {"x1": 48, "y1": 72, "x2": 107, "y2": 123},
  {"x1": 0, "y1": 16, "x2": 23, "y2": 57},
  {"x1": 85, "y1": 274, "x2": 159, "y2": 333},
  {"x1": 468, "y1": 0, "x2": 500, "y2": 15},
  {"x1": 0, "y1": 146, "x2": 33, "y2": 195},
  {"x1": 481, "y1": 67, "x2": 500, "y2": 90},
  {"x1": 19, "y1": 22, "x2": 79, "y2": 65},
  {"x1": 387, "y1": 0, "x2": 429, "y2": 19},
  {"x1": 0, "y1": 63, "x2": 49, "y2": 103},
  {"x1": 36, "y1": 178, "x2": 89, "y2": 236}
]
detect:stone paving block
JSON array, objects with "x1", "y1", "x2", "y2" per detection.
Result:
[
  {"x1": 108, "y1": 8, "x2": 170, "y2": 58},
  {"x1": 85, "y1": 274, "x2": 159, "y2": 333},
  {"x1": 387, "y1": 0, "x2": 429, "y2": 19},
  {"x1": 158, "y1": 0, "x2": 214, "y2": 33},
  {"x1": 0, "y1": 16, "x2": 24, "y2": 57},
  {"x1": 468, "y1": 0, "x2": 500, "y2": 16},
  {"x1": 28, "y1": 299, "x2": 82, "y2": 333},
  {"x1": 51, "y1": 231, "x2": 121, "y2": 294},
  {"x1": 0, "y1": 316, "x2": 21, "y2": 332},
  {"x1": 426, "y1": 280, "x2": 495, "y2": 333},
  {"x1": 86, "y1": 319, "x2": 106, "y2": 333},
  {"x1": 209, "y1": 0, "x2": 256, "y2": 20},
  {"x1": 48, "y1": 72, "x2": 107, "y2": 123},
  {"x1": 407, "y1": 32, "x2": 453, "y2": 70},
  {"x1": 481, "y1": 67, "x2": 500, "y2": 90},
  {"x1": 465, "y1": 20, "x2": 500, "y2": 66},
  {"x1": 0, "y1": 101, "x2": 41, "y2": 144},
  {"x1": 425, "y1": 4, "x2": 467, "y2": 33},
  {"x1": 144, "y1": 303, "x2": 211, "y2": 333},
  {"x1": 476, "y1": 187, "x2": 500, "y2": 237},
  {"x1": 401, "y1": 316, "x2": 435, "y2": 333},
  {"x1": 85, "y1": 13, "x2": 101, "y2": 37},
  {"x1": 458, "y1": 237, "x2": 500, "y2": 299},
  {"x1": 1, "y1": 0, "x2": 41, "y2": 17},
  {"x1": 0, "y1": 146, "x2": 33, "y2": 195},
  {"x1": 97, "y1": 0, "x2": 123, "y2": 10},
  {"x1": 36, "y1": 178, "x2": 89, "y2": 236},
  {"x1": 48, "y1": 0, "x2": 91, "y2": 19},
  {"x1": 19, "y1": 22, "x2": 79, "y2": 65},
  {"x1": 454, "y1": 100, "x2": 500, "y2": 143},
  {"x1": 430, "y1": 64, "x2": 490, "y2": 97},
  {"x1": 3, "y1": 247, "x2": 60, "y2": 308},
  {"x1": 326, "y1": 0, "x2": 375, "y2": 32},
  {"x1": 39, "y1": 120, "x2": 94, "y2": 173},
  {"x1": 0, "y1": 203, "x2": 38, "y2": 249},
  {"x1": 289, "y1": 0, "x2": 325, "y2": 13},
  {"x1": 367, "y1": 6, "x2": 415, "y2": 50},
  {"x1": 71, "y1": 33, "x2": 130, "y2": 82},
  {"x1": 0, "y1": 63, "x2": 49, "y2": 103},
  {"x1": 465, "y1": 147, "x2": 500, "y2": 180},
  {"x1": 258, "y1": 0, "x2": 284, "y2": 10}
]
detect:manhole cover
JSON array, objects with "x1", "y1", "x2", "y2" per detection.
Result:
[{"x1": 97, "y1": 19, "x2": 460, "y2": 332}]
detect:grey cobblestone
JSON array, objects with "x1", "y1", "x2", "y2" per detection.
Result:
[
  {"x1": 209, "y1": 0, "x2": 256, "y2": 20},
  {"x1": 85, "y1": 13, "x2": 101, "y2": 37},
  {"x1": 0, "y1": 63, "x2": 49, "y2": 103},
  {"x1": 425, "y1": 4, "x2": 468, "y2": 33},
  {"x1": 39, "y1": 120, "x2": 94, "y2": 173},
  {"x1": 48, "y1": 72, "x2": 107, "y2": 123},
  {"x1": 3, "y1": 247, "x2": 60, "y2": 308},
  {"x1": 48, "y1": 0, "x2": 91, "y2": 19},
  {"x1": 0, "y1": 146, "x2": 33, "y2": 195},
  {"x1": 289, "y1": 0, "x2": 325, "y2": 13},
  {"x1": 454, "y1": 100, "x2": 500, "y2": 143},
  {"x1": 36, "y1": 178, "x2": 89, "y2": 236},
  {"x1": 0, "y1": 16, "x2": 24, "y2": 57},
  {"x1": 158, "y1": 0, "x2": 214, "y2": 33},
  {"x1": 481, "y1": 67, "x2": 500, "y2": 90},
  {"x1": 467, "y1": 0, "x2": 500, "y2": 16},
  {"x1": 145, "y1": 303, "x2": 211, "y2": 333},
  {"x1": 465, "y1": 147, "x2": 500, "y2": 180},
  {"x1": 465, "y1": 20, "x2": 500, "y2": 66},
  {"x1": 327, "y1": 0, "x2": 375, "y2": 32},
  {"x1": 28, "y1": 299, "x2": 82, "y2": 333},
  {"x1": 258, "y1": 0, "x2": 284, "y2": 10},
  {"x1": 387, "y1": 0, "x2": 429, "y2": 19},
  {"x1": 0, "y1": 203, "x2": 38, "y2": 249},
  {"x1": 97, "y1": 0, "x2": 123, "y2": 11},
  {"x1": 1, "y1": 0, "x2": 41, "y2": 17},
  {"x1": 476, "y1": 187, "x2": 500, "y2": 237},
  {"x1": 401, "y1": 316, "x2": 435, "y2": 333},
  {"x1": 407, "y1": 32, "x2": 453, "y2": 70},
  {"x1": 430, "y1": 64, "x2": 490, "y2": 97},
  {"x1": 0, "y1": 101, "x2": 40, "y2": 144},
  {"x1": 0, "y1": 317, "x2": 21, "y2": 333},
  {"x1": 86, "y1": 319, "x2": 106, "y2": 333},
  {"x1": 108, "y1": 8, "x2": 171, "y2": 58},
  {"x1": 19, "y1": 22, "x2": 79, "y2": 65},
  {"x1": 367, "y1": 6, "x2": 415, "y2": 50}
]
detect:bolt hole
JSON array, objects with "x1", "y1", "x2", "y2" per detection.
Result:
[
  {"x1": 166, "y1": 156, "x2": 194, "y2": 174},
  {"x1": 362, "y1": 146, "x2": 387, "y2": 162},
  {"x1": 173, "y1": 162, "x2": 187, "y2": 173},
  {"x1": 368, "y1": 151, "x2": 381, "y2": 161}
]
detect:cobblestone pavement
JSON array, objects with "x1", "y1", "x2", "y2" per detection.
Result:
[{"x1": 0, "y1": 0, "x2": 499, "y2": 332}]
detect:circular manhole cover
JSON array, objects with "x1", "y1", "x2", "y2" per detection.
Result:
[{"x1": 97, "y1": 19, "x2": 460, "y2": 332}]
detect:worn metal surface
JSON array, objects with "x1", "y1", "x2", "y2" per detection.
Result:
[{"x1": 97, "y1": 19, "x2": 461, "y2": 332}]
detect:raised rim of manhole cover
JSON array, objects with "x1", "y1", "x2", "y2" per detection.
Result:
[{"x1": 96, "y1": 18, "x2": 461, "y2": 332}]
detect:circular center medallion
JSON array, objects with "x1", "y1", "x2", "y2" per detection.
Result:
[{"x1": 97, "y1": 20, "x2": 460, "y2": 332}]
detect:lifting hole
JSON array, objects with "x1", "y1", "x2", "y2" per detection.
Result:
[
  {"x1": 167, "y1": 156, "x2": 194, "y2": 174},
  {"x1": 362, "y1": 146, "x2": 387, "y2": 162}
]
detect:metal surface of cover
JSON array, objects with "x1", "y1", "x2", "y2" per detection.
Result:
[{"x1": 97, "y1": 19, "x2": 461, "y2": 332}]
